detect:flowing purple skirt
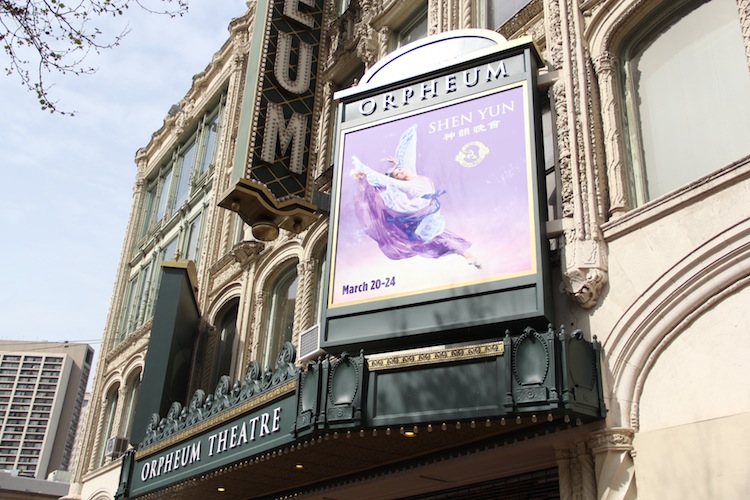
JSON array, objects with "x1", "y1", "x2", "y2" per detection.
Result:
[{"x1": 355, "y1": 182, "x2": 471, "y2": 260}]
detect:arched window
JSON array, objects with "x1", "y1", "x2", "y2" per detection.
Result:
[
  {"x1": 121, "y1": 371, "x2": 141, "y2": 442},
  {"x1": 212, "y1": 300, "x2": 239, "y2": 385},
  {"x1": 621, "y1": 0, "x2": 750, "y2": 205},
  {"x1": 98, "y1": 385, "x2": 119, "y2": 466},
  {"x1": 259, "y1": 264, "x2": 298, "y2": 370}
]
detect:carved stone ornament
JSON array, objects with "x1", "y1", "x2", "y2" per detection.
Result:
[
  {"x1": 355, "y1": 21, "x2": 378, "y2": 67},
  {"x1": 588, "y1": 427, "x2": 634, "y2": 454},
  {"x1": 546, "y1": 0, "x2": 609, "y2": 308},
  {"x1": 139, "y1": 342, "x2": 299, "y2": 449},
  {"x1": 739, "y1": 0, "x2": 750, "y2": 70}
]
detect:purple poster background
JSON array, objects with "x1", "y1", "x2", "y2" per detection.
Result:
[{"x1": 330, "y1": 84, "x2": 535, "y2": 307}]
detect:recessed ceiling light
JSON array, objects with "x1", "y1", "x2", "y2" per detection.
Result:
[
  {"x1": 295, "y1": 463, "x2": 304, "y2": 469},
  {"x1": 403, "y1": 431, "x2": 416, "y2": 438},
  {"x1": 217, "y1": 487, "x2": 226, "y2": 492}
]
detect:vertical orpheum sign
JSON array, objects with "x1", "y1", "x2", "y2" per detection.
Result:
[
  {"x1": 219, "y1": 0, "x2": 324, "y2": 239},
  {"x1": 324, "y1": 34, "x2": 552, "y2": 352}
]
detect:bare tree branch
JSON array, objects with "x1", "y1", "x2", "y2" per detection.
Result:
[{"x1": 0, "y1": 0, "x2": 188, "y2": 115}]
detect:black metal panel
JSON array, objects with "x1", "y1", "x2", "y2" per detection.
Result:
[
  {"x1": 504, "y1": 327, "x2": 560, "y2": 413},
  {"x1": 293, "y1": 358, "x2": 324, "y2": 437},
  {"x1": 560, "y1": 330, "x2": 606, "y2": 417},
  {"x1": 293, "y1": 351, "x2": 368, "y2": 435},
  {"x1": 325, "y1": 351, "x2": 367, "y2": 428},
  {"x1": 131, "y1": 263, "x2": 200, "y2": 446},
  {"x1": 502, "y1": 326, "x2": 605, "y2": 419},
  {"x1": 369, "y1": 358, "x2": 505, "y2": 426}
]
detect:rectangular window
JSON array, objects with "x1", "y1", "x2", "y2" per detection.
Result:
[
  {"x1": 198, "y1": 113, "x2": 220, "y2": 176},
  {"x1": 119, "y1": 276, "x2": 139, "y2": 340},
  {"x1": 162, "y1": 237, "x2": 178, "y2": 263},
  {"x1": 139, "y1": 183, "x2": 157, "y2": 238},
  {"x1": 145, "y1": 238, "x2": 178, "y2": 316},
  {"x1": 185, "y1": 212, "x2": 203, "y2": 262},
  {"x1": 232, "y1": 213, "x2": 245, "y2": 246},
  {"x1": 393, "y1": 6, "x2": 428, "y2": 50},
  {"x1": 154, "y1": 167, "x2": 173, "y2": 222},
  {"x1": 475, "y1": 0, "x2": 532, "y2": 30},
  {"x1": 136, "y1": 260, "x2": 154, "y2": 325},
  {"x1": 173, "y1": 140, "x2": 198, "y2": 210}
]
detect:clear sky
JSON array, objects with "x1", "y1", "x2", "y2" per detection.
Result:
[{"x1": 0, "y1": 2, "x2": 247, "y2": 377}]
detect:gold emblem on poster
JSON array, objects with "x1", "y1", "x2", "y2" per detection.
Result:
[{"x1": 455, "y1": 141, "x2": 490, "y2": 168}]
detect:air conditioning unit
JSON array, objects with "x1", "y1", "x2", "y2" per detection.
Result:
[
  {"x1": 298, "y1": 323, "x2": 326, "y2": 363},
  {"x1": 104, "y1": 436, "x2": 129, "y2": 458}
]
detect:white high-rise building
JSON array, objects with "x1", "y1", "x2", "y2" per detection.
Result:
[{"x1": 0, "y1": 341, "x2": 93, "y2": 479}]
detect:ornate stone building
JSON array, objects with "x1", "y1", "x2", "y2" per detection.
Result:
[{"x1": 66, "y1": 0, "x2": 750, "y2": 498}]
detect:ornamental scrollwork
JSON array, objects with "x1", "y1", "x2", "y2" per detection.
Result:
[{"x1": 139, "y1": 342, "x2": 299, "y2": 448}]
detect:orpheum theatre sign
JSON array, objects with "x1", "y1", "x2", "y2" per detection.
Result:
[
  {"x1": 219, "y1": 0, "x2": 324, "y2": 240},
  {"x1": 126, "y1": 386, "x2": 297, "y2": 497},
  {"x1": 138, "y1": 407, "x2": 282, "y2": 483}
]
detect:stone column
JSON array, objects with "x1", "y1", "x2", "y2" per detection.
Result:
[
  {"x1": 115, "y1": 385, "x2": 132, "y2": 438},
  {"x1": 588, "y1": 428, "x2": 638, "y2": 500},
  {"x1": 556, "y1": 440, "x2": 597, "y2": 500},
  {"x1": 428, "y1": 0, "x2": 440, "y2": 35},
  {"x1": 737, "y1": 0, "x2": 750, "y2": 73},
  {"x1": 555, "y1": 446, "x2": 574, "y2": 500},
  {"x1": 295, "y1": 258, "x2": 318, "y2": 336},
  {"x1": 315, "y1": 82, "x2": 334, "y2": 177},
  {"x1": 249, "y1": 290, "x2": 267, "y2": 365},
  {"x1": 378, "y1": 26, "x2": 390, "y2": 60},
  {"x1": 593, "y1": 51, "x2": 630, "y2": 217},
  {"x1": 459, "y1": 0, "x2": 472, "y2": 30}
]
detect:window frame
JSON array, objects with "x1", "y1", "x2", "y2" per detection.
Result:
[
  {"x1": 196, "y1": 100, "x2": 223, "y2": 179},
  {"x1": 391, "y1": 4, "x2": 429, "y2": 51},
  {"x1": 121, "y1": 371, "x2": 141, "y2": 441},
  {"x1": 172, "y1": 137, "x2": 199, "y2": 212},
  {"x1": 118, "y1": 277, "x2": 139, "y2": 342},
  {"x1": 473, "y1": 0, "x2": 533, "y2": 31},
  {"x1": 618, "y1": 0, "x2": 750, "y2": 206},
  {"x1": 183, "y1": 210, "x2": 204, "y2": 263},
  {"x1": 137, "y1": 98, "x2": 224, "y2": 241},
  {"x1": 98, "y1": 386, "x2": 119, "y2": 466},
  {"x1": 211, "y1": 300, "x2": 240, "y2": 386},
  {"x1": 312, "y1": 248, "x2": 327, "y2": 326},
  {"x1": 259, "y1": 263, "x2": 299, "y2": 370},
  {"x1": 154, "y1": 164, "x2": 173, "y2": 223}
]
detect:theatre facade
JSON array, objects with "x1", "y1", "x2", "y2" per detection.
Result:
[{"x1": 67, "y1": 1, "x2": 750, "y2": 499}]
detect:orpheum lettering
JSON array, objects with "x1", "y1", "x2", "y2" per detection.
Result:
[
  {"x1": 259, "y1": 0, "x2": 320, "y2": 174},
  {"x1": 140, "y1": 442, "x2": 201, "y2": 482},
  {"x1": 357, "y1": 61, "x2": 509, "y2": 117},
  {"x1": 138, "y1": 406, "x2": 283, "y2": 484},
  {"x1": 261, "y1": 103, "x2": 308, "y2": 174}
]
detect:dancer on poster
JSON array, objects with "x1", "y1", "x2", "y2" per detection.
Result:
[{"x1": 349, "y1": 124, "x2": 481, "y2": 269}]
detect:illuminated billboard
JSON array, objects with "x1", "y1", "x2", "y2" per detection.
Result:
[
  {"x1": 324, "y1": 33, "x2": 551, "y2": 352},
  {"x1": 330, "y1": 83, "x2": 535, "y2": 308}
]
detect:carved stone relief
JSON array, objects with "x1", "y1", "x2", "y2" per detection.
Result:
[
  {"x1": 737, "y1": 0, "x2": 750, "y2": 70},
  {"x1": 555, "y1": 439, "x2": 597, "y2": 500},
  {"x1": 296, "y1": 258, "x2": 318, "y2": 334},
  {"x1": 544, "y1": 0, "x2": 609, "y2": 308}
]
